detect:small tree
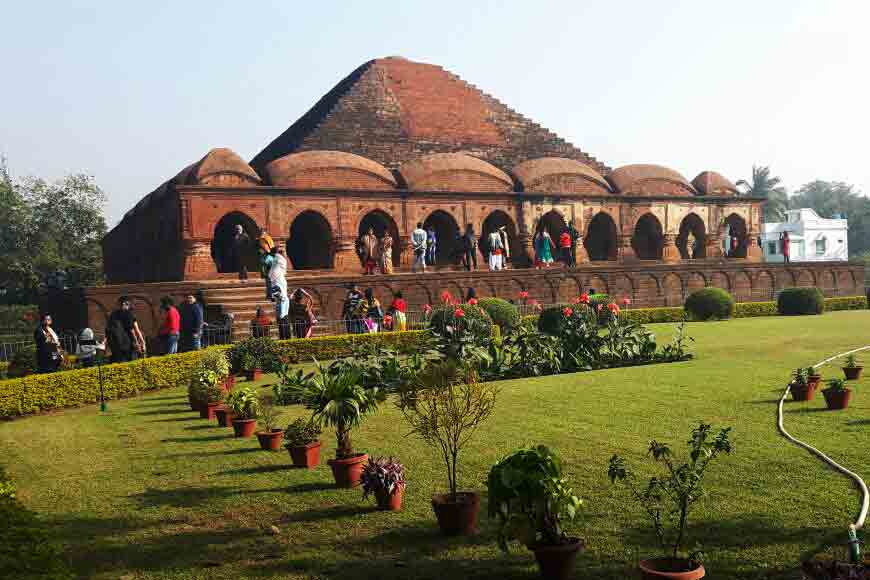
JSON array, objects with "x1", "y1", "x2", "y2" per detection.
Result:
[
  {"x1": 608, "y1": 422, "x2": 733, "y2": 562},
  {"x1": 395, "y1": 360, "x2": 498, "y2": 499}
]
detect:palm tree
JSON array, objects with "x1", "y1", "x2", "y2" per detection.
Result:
[{"x1": 736, "y1": 165, "x2": 788, "y2": 222}]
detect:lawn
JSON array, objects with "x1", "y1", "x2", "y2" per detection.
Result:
[{"x1": 1, "y1": 312, "x2": 868, "y2": 580}]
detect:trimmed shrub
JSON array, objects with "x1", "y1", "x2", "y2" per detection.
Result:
[
  {"x1": 477, "y1": 297, "x2": 520, "y2": 332},
  {"x1": 824, "y1": 295, "x2": 867, "y2": 311},
  {"x1": 684, "y1": 288, "x2": 735, "y2": 321},
  {"x1": 428, "y1": 304, "x2": 493, "y2": 342},
  {"x1": 537, "y1": 306, "x2": 566, "y2": 336},
  {"x1": 621, "y1": 307, "x2": 685, "y2": 325},
  {"x1": 0, "y1": 362, "x2": 8, "y2": 380},
  {"x1": 777, "y1": 287, "x2": 825, "y2": 315},
  {"x1": 735, "y1": 301, "x2": 777, "y2": 318}
]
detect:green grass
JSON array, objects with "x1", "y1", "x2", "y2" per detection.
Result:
[{"x1": 1, "y1": 312, "x2": 869, "y2": 579}]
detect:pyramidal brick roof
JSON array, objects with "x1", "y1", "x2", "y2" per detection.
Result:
[{"x1": 250, "y1": 57, "x2": 610, "y2": 180}]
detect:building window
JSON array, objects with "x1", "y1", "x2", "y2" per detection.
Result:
[
  {"x1": 815, "y1": 238, "x2": 826, "y2": 255},
  {"x1": 767, "y1": 242, "x2": 778, "y2": 254}
]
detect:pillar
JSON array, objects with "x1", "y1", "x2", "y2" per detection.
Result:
[
  {"x1": 662, "y1": 234, "x2": 680, "y2": 263},
  {"x1": 181, "y1": 240, "x2": 215, "y2": 280},
  {"x1": 618, "y1": 235, "x2": 637, "y2": 262},
  {"x1": 746, "y1": 233, "x2": 763, "y2": 262},
  {"x1": 332, "y1": 237, "x2": 359, "y2": 273},
  {"x1": 706, "y1": 234, "x2": 723, "y2": 259}
]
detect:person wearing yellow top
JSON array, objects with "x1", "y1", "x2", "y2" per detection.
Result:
[{"x1": 257, "y1": 228, "x2": 275, "y2": 255}]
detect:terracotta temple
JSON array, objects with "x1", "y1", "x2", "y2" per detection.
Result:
[{"x1": 76, "y1": 57, "x2": 861, "y2": 336}]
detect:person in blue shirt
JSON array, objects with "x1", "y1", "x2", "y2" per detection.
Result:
[{"x1": 180, "y1": 294, "x2": 204, "y2": 351}]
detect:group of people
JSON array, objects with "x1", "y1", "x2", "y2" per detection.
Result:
[
  {"x1": 340, "y1": 285, "x2": 407, "y2": 334},
  {"x1": 255, "y1": 228, "x2": 317, "y2": 340},
  {"x1": 533, "y1": 220, "x2": 582, "y2": 269},
  {"x1": 409, "y1": 222, "x2": 513, "y2": 274}
]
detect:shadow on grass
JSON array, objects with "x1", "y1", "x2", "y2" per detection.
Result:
[
  {"x1": 149, "y1": 416, "x2": 198, "y2": 423},
  {"x1": 847, "y1": 419, "x2": 870, "y2": 425},
  {"x1": 746, "y1": 398, "x2": 782, "y2": 405},
  {"x1": 161, "y1": 435, "x2": 231, "y2": 443},
  {"x1": 136, "y1": 408, "x2": 192, "y2": 416},
  {"x1": 218, "y1": 464, "x2": 295, "y2": 476},
  {"x1": 784, "y1": 407, "x2": 832, "y2": 414},
  {"x1": 132, "y1": 485, "x2": 238, "y2": 508},
  {"x1": 165, "y1": 448, "x2": 261, "y2": 458},
  {"x1": 279, "y1": 504, "x2": 377, "y2": 523},
  {"x1": 185, "y1": 424, "x2": 219, "y2": 431}
]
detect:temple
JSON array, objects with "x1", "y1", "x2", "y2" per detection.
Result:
[{"x1": 82, "y1": 57, "x2": 861, "y2": 337}]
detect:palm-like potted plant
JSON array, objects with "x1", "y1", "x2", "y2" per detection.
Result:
[
  {"x1": 488, "y1": 445, "x2": 584, "y2": 580},
  {"x1": 255, "y1": 396, "x2": 283, "y2": 451},
  {"x1": 789, "y1": 367, "x2": 814, "y2": 402},
  {"x1": 608, "y1": 422, "x2": 733, "y2": 580},
  {"x1": 284, "y1": 418, "x2": 322, "y2": 468},
  {"x1": 395, "y1": 360, "x2": 498, "y2": 535},
  {"x1": 361, "y1": 457, "x2": 406, "y2": 511},
  {"x1": 842, "y1": 354, "x2": 863, "y2": 381},
  {"x1": 226, "y1": 386, "x2": 260, "y2": 437},
  {"x1": 822, "y1": 378, "x2": 852, "y2": 410},
  {"x1": 291, "y1": 361, "x2": 383, "y2": 487}
]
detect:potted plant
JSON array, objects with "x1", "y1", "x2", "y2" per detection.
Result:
[
  {"x1": 789, "y1": 367, "x2": 814, "y2": 402},
  {"x1": 226, "y1": 386, "x2": 260, "y2": 437},
  {"x1": 189, "y1": 368, "x2": 225, "y2": 419},
  {"x1": 395, "y1": 360, "x2": 498, "y2": 535},
  {"x1": 608, "y1": 422, "x2": 733, "y2": 579},
  {"x1": 360, "y1": 457, "x2": 406, "y2": 511},
  {"x1": 228, "y1": 337, "x2": 280, "y2": 381},
  {"x1": 822, "y1": 378, "x2": 852, "y2": 411},
  {"x1": 290, "y1": 361, "x2": 383, "y2": 487},
  {"x1": 215, "y1": 404, "x2": 234, "y2": 428},
  {"x1": 284, "y1": 418, "x2": 322, "y2": 468},
  {"x1": 255, "y1": 396, "x2": 283, "y2": 451},
  {"x1": 807, "y1": 366, "x2": 822, "y2": 389},
  {"x1": 842, "y1": 354, "x2": 863, "y2": 381},
  {"x1": 488, "y1": 445, "x2": 584, "y2": 580}
]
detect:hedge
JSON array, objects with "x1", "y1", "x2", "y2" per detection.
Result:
[
  {"x1": 684, "y1": 288, "x2": 736, "y2": 321},
  {"x1": 823, "y1": 295, "x2": 867, "y2": 311},
  {"x1": 735, "y1": 301, "x2": 778, "y2": 318},
  {"x1": 778, "y1": 287, "x2": 825, "y2": 315},
  {"x1": 0, "y1": 361, "x2": 8, "y2": 380},
  {"x1": 0, "y1": 330, "x2": 428, "y2": 418},
  {"x1": 621, "y1": 307, "x2": 685, "y2": 325},
  {"x1": 477, "y1": 297, "x2": 520, "y2": 331}
]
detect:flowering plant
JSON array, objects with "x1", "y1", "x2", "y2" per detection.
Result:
[
  {"x1": 360, "y1": 456, "x2": 406, "y2": 500},
  {"x1": 562, "y1": 307, "x2": 573, "y2": 317},
  {"x1": 467, "y1": 298, "x2": 478, "y2": 306},
  {"x1": 454, "y1": 307, "x2": 465, "y2": 318},
  {"x1": 621, "y1": 297, "x2": 631, "y2": 307},
  {"x1": 607, "y1": 302, "x2": 621, "y2": 315},
  {"x1": 578, "y1": 293, "x2": 590, "y2": 305},
  {"x1": 440, "y1": 290, "x2": 454, "y2": 304},
  {"x1": 519, "y1": 290, "x2": 529, "y2": 301}
]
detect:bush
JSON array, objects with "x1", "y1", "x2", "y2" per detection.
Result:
[
  {"x1": 227, "y1": 337, "x2": 282, "y2": 373},
  {"x1": 276, "y1": 331, "x2": 426, "y2": 364},
  {"x1": 824, "y1": 295, "x2": 867, "y2": 311},
  {"x1": 684, "y1": 288, "x2": 735, "y2": 321},
  {"x1": 477, "y1": 298, "x2": 520, "y2": 332},
  {"x1": 537, "y1": 306, "x2": 566, "y2": 336},
  {"x1": 621, "y1": 307, "x2": 685, "y2": 325},
  {"x1": 0, "y1": 362, "x2": 9, "y2": 380},
  {"x1": 735, "y1": 301, "x2": 777, "y2": 318},
  {"x1": 7, "y1": 347, "x2": 36, "y2": 378},
  {"x1": 777, "y1": 287, "x2": 825, "y2": 315}
]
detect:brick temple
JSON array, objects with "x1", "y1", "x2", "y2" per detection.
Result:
[{"x1": 77, "y1": 57, "x2": 862, "y2": 337}]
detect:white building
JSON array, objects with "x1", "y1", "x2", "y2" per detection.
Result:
[{"x1": 761, "y1": 208, "x2": 848, "y2": 263}]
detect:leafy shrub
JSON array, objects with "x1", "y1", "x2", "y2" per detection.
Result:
[
  {"x1": 0, "y1": 362, "x2": 9, "y2": 380},
  {"x1": 734, "y1": 301, "x2": 777, "y2": 318},
  {"x1": 197, "y1": 349, "x2": 230, "y2": 378},
  {"x1": 283, "y1": 417, "x2": 322, "y2": 447},
  {"x1": 7, "y1": 347, "x2": 36, "y2": 378},
  {"x1": 226, "y1": 386, "x2": 260, "y2": 419},
  {"x1": 559, "y1": 305, "x2": 603, "y2": 371},
  {"x1": 537, "y1": 306, "x2": 567, "y2": 336},
  {"x1": 477, "y1": 298, "x2": 520, "y2": 332},
  {"x1": 273, "y1": 366, "x2": 314, "y2": 405},
  {"x1": 824, "y1": 295, "x2": 867, "y2": 311},
  {"x1": 684, "y1": 288, "x2": 735, "y2": 321},
  {"x1": 600, "y1": 316, "x2": 657, "y2": 365},
  {"x1": 428, "y1": 304, "x2": 493, "y2": 360},
  {"x1": 621, "y1": 307, "x2": 685, "y2": 325},
  {"x1": 503, "y1": 324, "x2": 562, "y2": 377},
  {"x1": 187, "y1": 368, "x2": 225, "y2": 407},
  {"x1": 277, "y1": 330, "x2": 427, "y2": 363},
  {"x1": 228, "y1": 337, "x2": 281, "y2": 373},
  {"x1": 777, "y1": 287, "x2": 825, "y2": 315}
]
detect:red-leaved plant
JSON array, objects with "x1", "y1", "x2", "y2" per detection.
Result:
[{"x1": 360, "y1": 456, "x2": 406, "y2": 500}]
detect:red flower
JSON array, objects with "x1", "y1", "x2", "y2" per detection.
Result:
[
  {"x1": 423, "y1": 304, "x2": 433, "y2": 315},
  {"x1": 440, "y1": 290, "x2": 453, "y2": 304},
  {"x1": 621, "y1": 297, "x2": 631, "y2": 306},
  {"x1": 453, "y1": 307, "x2": 465, "y2": 318},
  {"x1": 578, "y1": 293, "x2": 590, "y2": 304},
  {"x1": 519, "y1": 291, "x2": 529, "y2": 300},
  {"x1": 563, "y1": 307, "x2": 573, "y2": 317},
  {"x1": 608, "y1": 303, "x2": 621, "y2": 315},
  {"x1": 468, "y1": 298, "x2": 478, "y2": 306},
  {"x1": 383, "y1": 314, "x2": 393, "y2": 325},
  {"x1": 596, "y1": 304, "x2": 603, "y2": 312}
]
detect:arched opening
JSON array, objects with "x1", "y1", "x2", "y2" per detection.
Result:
[
  {"x1": 632, "y1": 214, "x2": 664, "y2": 260},
  {"x1": 538, "y1": 210, "x2": 567, "y2": 241},
  {"x1": 211, "y1": 212, "x2": 259, "y2": 274},
  {"x1": 677, "y1": 213, "x2": 706, "y2": 259},
  {"x1": 584, "y1": 212, "x2": 617, "y2": 261},
  {"x1": 724, "y1": 213, "x2": 748, "y2": 258},
  {"x1": 423, "y1": 210, "x2": 461, "y2": 266},
  {"x1": 288, "y1": 210, "x2": 333, "y2": 270},
  {"x1": 358, "y1": 210, "x2": 401, "y2": 268},
  {"x1": 480, "y1": 210, "x2": 518, "y2": 264}
]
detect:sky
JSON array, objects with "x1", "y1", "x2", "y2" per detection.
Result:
[{"x1": 2, "y1": 1, "x2": 868, "y2": 226}]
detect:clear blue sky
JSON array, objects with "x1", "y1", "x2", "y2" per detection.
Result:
[{"x1": 2, "y1": 1, "x2": 868, "y2": 225}]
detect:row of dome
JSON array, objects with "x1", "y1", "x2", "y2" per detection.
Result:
[{"x1": 126, "y1": 147, "x2": 740, "y2": 219}]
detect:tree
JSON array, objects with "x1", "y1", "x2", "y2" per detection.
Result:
[
  {"x1": 789, "y1": 180, "x2": 870, "y2": 257},
  {"x1": 736, "y1": 165, "x2": 788, "y2": 222}
]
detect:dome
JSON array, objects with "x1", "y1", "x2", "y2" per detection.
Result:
[
  {"x1": 692, "y1": 171, "x2": 738, "y2": 196},
  {"x1": 512, "y1": 157, "x2": 611, "y2": 193},
  {"x1": 398, "y1": 153, "x2": 513, "y2": 192},
  {"x1": 606, "y1": 164, "x2": 697, "y2": 196},
  {"x1": 179, "y1": 148, "x2": 261, "y2": 186},
  {"x1": 266, "y1": 150, "x2": 397, "y2": 190}
]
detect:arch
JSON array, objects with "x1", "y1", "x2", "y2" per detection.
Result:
[
  {"x1": 211, "y1": 211, "x2": 259, "y2": 274},
  {"x1": 711, "y1": 271, "x2": 731, "y2": 292},
  {"x1": 819, "y1": 270, "x2": 836, "y2": 294},
  {"x1": 662, "y1": 273, "x2": 683, "y2": 306},
  {"x1": 480, "y1": 210, "x2": 519, "y2": 265},
  {"x1": 733, "y1": 271, "x2": 751, "y2": 301},
  {"x1": 288, "y1": 210, "x2": 334, "y2": 270},
  {"x1": 796, "y1": 270, "x2": 814, "y2": 288},
  {"x1": 686, "y1": 272, "x2": 706, "y2": 294},
  {"x1": 724, "y1": 213, "x2": 748, "y2": 258},
  {"x1": 636, "y1": 274, "x2": 661, "y2": 305},
  {"x1": 631, "y1": 213, "x2": 664, "y2": 260},
  {"x1": 754, "y1": 270, "x2": 775, "y2": 301},
  {"x1": 423, "y1": 210, "x2": 461, "y2": 266},
  {"x1": 677, "y1": 213, "x2": 707, "y2": 259},
  {"x1": 584, "y1": 212, "x2": 618, "y2": 261},
  {"x1": 557, "y1": 277, "x2": 582, "y2": 303},
  {"x1": 586, "y1": 275, "x2": 609, "y2": 295},
  {"x1": 358, "y1": 210, "x2": 401, "y2": 268}
]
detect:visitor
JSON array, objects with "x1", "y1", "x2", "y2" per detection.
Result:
[
  {"x1": 157, "y1": 296, "x2": 181, "y2": 355},
  {"x1": 358, "y1": 227, "x2": 379, "y2": 275},
  {"x1": 379, "y1": 231, "x2": 394, "y2": 275},
  {"x1": 342, "y1": 284, "x2": 364, "y2": 334},
  {"x1": 107, "y1": 296, "x2": 146, "y2": 362},
  {"x1": 411, "y1": 222, "x2": 427, "y2": 273},
  {"x1": 272, "y1": 287, "x2": 290, "y2": 340},
  {"x1": 268, "y1": 246, "x2": 289, "y2": 305},
  {"x1": 75, "y1": 327, "x2": 105, "y2": 368},
  {"x1": 388, "y1": 290, "x2": 407, "y2": 331},
  {"x1": 498, "y1": 226, "x2": 511, "y2": 268},
  {"x1": 465, "y1": 287, "x2": 477, "y2": 303},
  {"x1": 230, "y1": 224, "x2": 251, "y2": 280},
  {"x1": 356, "y1": 288, "x2": 384, "y2": 333},
  {"x1": 534, "y1": 227, "x2": 555, "y2": 268},
  {"x1": 179, "y1": 294, "x2": 204, "y2": 352},
  {"x1": 288, "y1": 288, "x2": 316, "y2": 339},
  {"x1": 685, "y1": 231, "x2": 697, "y2": 259},
  {"x1": 567, "y1": 221, "x2": 580, "y2": 267},
  {"x1": 462, "y1": 224, "x2": 478, "y2": 271},
  {"x1": 426, "y1": 225, "x2": 437, "y2": 268},
  {"x1": 257, "y1": 227, "x2": 275, "y2": 256},
  {"x1": 559, "y1": 229, "x2": 572, "y2": 266},
  {"x1": 729, "y1": 234, "x2": 739, "y2": 257},
  {"x1": 34, "y1": 313, "x2": 62, "y2": 373},
  {"x1": 260, "y1": 233, "x2": 277, "y2": 300},
  {"x1": 487, "y1": 228, "x2": 504, "y2": 271},
  {"x1": 781, "y1": 231, "x2": 791, "y2": 264},
  {"x1": 251, "y1": 306, "x2": 271, "y2": 338}
]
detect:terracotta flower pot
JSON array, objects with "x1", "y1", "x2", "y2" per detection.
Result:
[
  {"x1": 532, "y1": 538, "x2": 584, "y2": 580},
  {"x1": 843, "y1": 366, "x2": 863, "y2": 380},
  {"x1": 431, "y1": 492, "x2": 480, "y2": 536},
  {"x1": 200, "y1": 402, "x2": 221, "y2": 420},
  {"x1": 822, "y1": 388, "x2": 852, "y2": 410},
  {"x1": 808, "y1": 374, "x2": 822, "y2": 389},
  {"x1": 231, "y1": 418, "x2": 257, "y2": 437},
  {"x1": 244, "y1": 368, "x2": 262, "y2": 382},
  {"x1": 256, "y1": 430, "x2": 284, "y2": 451},
  {"x1": 223, "y1": 375, "x2": 236, "y2": 392},
  {"x1": 790, "y1": 383, "x2": 815, "y2": 402},
  {"x1": 327, "y1": 453, "x2": 368, "y2": 488},
  {"x1": 188, "y1": 395, "x2": 200, "y2": 412},
  {"x1": 215, "y1": 406, "x2": 233, "y2": 427},
  {"x1": 639, "y1": 557, "x2": 705, "y2": 579},
  {"x1": 288, "y1": 442, "x2": 321, "y2": 468},
  {"x1": 374, "y1": 485, "x2": 404, "y2": 511}
]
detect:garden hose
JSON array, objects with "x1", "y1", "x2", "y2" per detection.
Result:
[{"x1": 777, "y1": 346, "x2": 869, "y2": 563}]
